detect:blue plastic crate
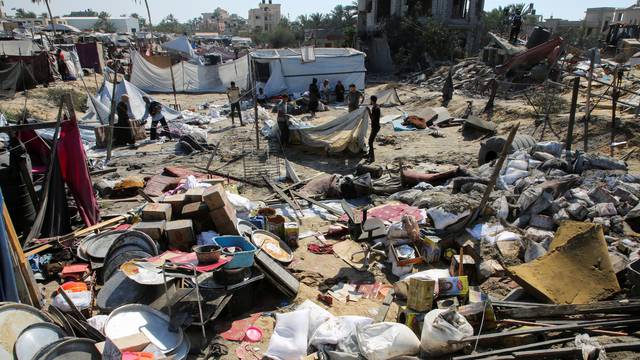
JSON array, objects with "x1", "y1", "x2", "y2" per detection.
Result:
[{"x1": 213, "y1": 236, "x2": 257, "y2": 268}]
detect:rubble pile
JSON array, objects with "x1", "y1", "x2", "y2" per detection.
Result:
[{"x1": 416, "y1": 59, "x2": 495, "y2": 94}]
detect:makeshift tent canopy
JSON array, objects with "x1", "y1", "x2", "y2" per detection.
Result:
[
  {"x1": 83, "y1": 78, "x2": 181, "y2": 126},
  {"x1": 253, "y1": 48, "x2": 366, "y2": 97},
  {"x1": 161, "y1": 36, "x2": 196, "y2": 58},
  {"x1": 0, "y1": 61, "x2": 37, "y2": 98},
  {"x1": 366, "y1": 88, "x2": 403, "y2": 107},
  {"x1": 289, "y1": 107, "x2": 369, "y2": 154},
  {"x1": 130, "y1": 51, "x2": 250, "y2": 93}
]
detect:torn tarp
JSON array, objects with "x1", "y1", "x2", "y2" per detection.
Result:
[{"x1": 289, "y1": 107, "x2": 369, "y2": 153}]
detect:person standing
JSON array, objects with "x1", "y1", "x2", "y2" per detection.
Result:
[
  {"x1": 308, "y1": 78, "x2": 320, "y2": 117},
  {"x1": 227, "y1": 81, "x2": 244, "y2": 126},
  {"x1": 335, "y1": 81, "x2": 345, "y2": 103},
  {"x1": 114, "y1": 95, "x2": 135, "y2": 146},
  {"x1": 366, "y1": 95, "x2": 381, "y2": 163},
  {"x1": 321, "y1": 79, "x2": 331, "y2": 103},
  {"x1": 277, "y1": 94, "x2": 290, "y2": 147},
  {"x1": 55, "y1": 49, "x2": 68, "y2": 81},
  {"x1": 345, "y1": 84, "x2": 364, "y2": 112},
  {"x1": 509, "y1": 10, "x2": 523, "y2": 44},
  {"x1": 143, "y1": 96, "x2": 172, "y2": 141}
]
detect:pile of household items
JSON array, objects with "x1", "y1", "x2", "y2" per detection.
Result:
[{"x1": 1, "y1": 134, "x2": 640, "y2": 359}]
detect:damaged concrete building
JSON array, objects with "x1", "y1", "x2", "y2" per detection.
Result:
[{"x1": 357, "y1": 0, "x2": 485, "y2": 72}]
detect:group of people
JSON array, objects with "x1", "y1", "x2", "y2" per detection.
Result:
[
  {"x1": 274, "y1": 78, "x2": 380, "y2": 162},
  {"x1": 113, "y1": 95, "x2": 172, "y2": 146}
]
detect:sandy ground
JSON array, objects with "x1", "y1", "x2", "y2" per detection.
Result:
[{"x1": 5, "y1": 71, "x2": 640, "y2": 358}]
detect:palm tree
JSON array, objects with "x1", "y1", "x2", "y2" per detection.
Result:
[
  {"x1": 309, "y1": 13, "x2": 325, "y2": 29},
  {"x1": 132, "y1": 0, "x2": 153, "y2": 35},
  {"x1": 30, "y1": 0, "x2": 56, "y2": 36}
]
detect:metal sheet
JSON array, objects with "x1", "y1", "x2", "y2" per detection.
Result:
[
  {"x1": 77, "y1": 230, "x2": 126, "y2": 261},
  {"x1": 14, "y1": 323, "x2": 65, "y2": 360},
  {"x1": 0, "y1": 303, "x2": 50, "y2": 355},
  {"x1": 104, "y1": 304, "x2": 183, "y2": 354}
]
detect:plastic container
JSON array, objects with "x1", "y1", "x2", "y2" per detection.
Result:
[
  {"x1": 213, "y1": 236, "x2": 257, "y2": 268},
  {"x1": 61, "y1": 281, "x2": 88, "y2": 292}
]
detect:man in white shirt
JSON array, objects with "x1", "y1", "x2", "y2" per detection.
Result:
[{"x1": 227, "y1": 81, "x2": 243, "y2": 126}]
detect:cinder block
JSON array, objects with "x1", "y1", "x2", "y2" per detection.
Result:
[
  {"x1": 160, "y1": 193, "x2": 187, "y2": 215},
  {"x1": 185, "y1": 187, "x2": 205, "y2": 204},
  {"x1": 132, "y1": 221, "x2": 166, "y2": 241},
  {"x1": 95, "y1": 332, "x2": 151, "y2": 353},
  {"x1": 141, "y1": 203, "x2": 172, "y2": 221},
  {"x1": 203, "y1": 184, "x2": 228, "y2": 210},
  {"x1": 165, "y1": 219, "x2": 195, "y2": 251}
]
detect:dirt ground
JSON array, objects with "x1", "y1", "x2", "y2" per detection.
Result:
[{"x1": 5, "y1": 68, "x2": 640, "y2": 358}]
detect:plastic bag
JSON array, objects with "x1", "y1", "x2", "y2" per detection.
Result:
[
  {"x1": 310, "y1": 316, "x2": 372, "y2": 350},
  {"x1": 265, "y1": 309, "x2": 310, "y2": 360},
  {"x1": 226, "y1": 192, "x2": 257, "y2": 213},
  {"x1": 52, "y1": 291, "x2": 92, "y2": 312},
  {"x1": 357, "y1": 322, "x2": 420, "y2": 360},
  {"x1": 297, "y1": 300, "x2": 334, "y2": 341},
  {"x1": 420, "y1": 309, "x2": 474, "y2": 356}
]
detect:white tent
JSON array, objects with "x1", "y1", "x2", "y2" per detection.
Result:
[
  {"x1": 289, "y1": 107, "x2": 370, "y2": 153},
  {"x1": 83, "y1": 77, "x2": 181, "y2": 126},
  {"x1": 161, "y1": 36, "x2": 196, "y2": 58},
  {"x1": 130, "y1": 51, "x2": 249, "y2": 93},
  {"x1": 253, "y1": 48, "x2": 366, "y2": 97}
]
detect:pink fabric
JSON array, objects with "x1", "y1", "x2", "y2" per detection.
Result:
[
  {"x1": 18, "y1": 118, "x2": 100, "y2": 227},
  {"x1": 56, "y1": 115, "x2": 100, "y2": 226},
  {"x1": 339, "y1": 203, "x2": 424, "y2": 223}
]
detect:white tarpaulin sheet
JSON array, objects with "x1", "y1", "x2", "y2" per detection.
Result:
[
  {"x1": 130, "y1": 51, "x2": 249, "y2": 93},
  {"x1": 161, "y1": 36, "x2": 196, "y2": 58},
  {"x1": 82, "y1": 78, "x2": 181, "y2": 125},
  {"x1": 290, "y1": 107, "x2": 369, "y2": 153},
  {"x1": 256, "y1": 48, "x2": 366, "y2": 97}
]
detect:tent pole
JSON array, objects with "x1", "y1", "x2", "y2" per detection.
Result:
[
  {"x1": 250, "y1": 54, "x2": 260, "y2": 151},
  {"x1": 106, "y1": 65, "x2": 119, "y2": 162},
  {"x1": 169, "y1": 58, "x2": 178, "y2": 109}
]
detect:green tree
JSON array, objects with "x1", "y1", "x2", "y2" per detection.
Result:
[
  {"x1": 67, "y1": 9, "x2": 98, "y2": 17},
  {"x1": 94, "y1": 11, "x2": 116, "y2": 32},
  {"x1": 155, "y1": 14, "x2": 185, "y2": 33},
  {"x1": 15, "y1": 8, "x2": 37, "y2": 18}
]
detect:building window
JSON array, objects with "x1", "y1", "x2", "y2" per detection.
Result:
[
  {"x1": 617, "y1": 13, "x2": 623, "y2": 21},
  {"x1": 407, "y1": 0, "x2": 433, "y2": 17},
  {"x1": 451, "y1": 0, "x2": 469, "y2": 19}
]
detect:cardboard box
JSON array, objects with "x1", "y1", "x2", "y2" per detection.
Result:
[
  {"x1": 185, "y1": 187, "x2": 205, "y2": 203},
  {"x1": 437, "y1": 276, "x2": 469, "y2": 297},
  {"x1": 95, "y1": 333, "x2": 151, "y2": 353},
  {"x1": 203, "y1": 184, "x2": 227, "y2": 210},
  {"x1": 181, "y1": 202, "x2": 215, "y2": 232},
  {"x1": 160, "y1": 193, "x2": 187, "y2": 215},
  {"x1": 165, "y1": 219, "x2": 195, "y2": 251},
  {"x1": 141, "y1": 203, "x2": 172, "y2": 221},
  {"x1": 209, "y1": 201, "x2": 239, "y2": 235},
  {"x1": 132, "y1": 221, "x2": 166, "y2": 241}
]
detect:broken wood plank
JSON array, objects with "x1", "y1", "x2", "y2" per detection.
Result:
[
  {"x1": 453, "y1": 318, "x2": 640, "y2": 345},
  {"x1": 465, "y1": 123, "x2": 519, "y2": 226},
  {"x1": 254, "y1": 249, "x2": 299, "y2": 298},
  {"x1": 500, "y1": 319, "x2": 627, "y2": 336},
  {"x1": 290, "y1": 190, "x2": 342, "y2": 216},
  {"x1": 495, "y1": 300, "x2": 640, "y2": 319},
  {"x1": 452, "y1": 337, "x2": 574, "y2": 360},
  {"x1": 512, "y1": 342, "x2": 640, "y2": 359},
  {"x1": 374, "y1": 290, "x2": 395, "y2": 323},
  {"x1": 264, "y1": 177, "x2": 300, "y2": 219}
]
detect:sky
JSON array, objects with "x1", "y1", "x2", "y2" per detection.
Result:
[{"x1": 5, "y1": 0, "x2": 636, "y2": 22}]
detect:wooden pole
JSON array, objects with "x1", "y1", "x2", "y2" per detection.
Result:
[
  {"x1": 44, "y1": 0, "x2": 57, "y2": 40},
  {"x1": 584, "y1": 49, "x2": 596, "y2": 152},
  {"x1": 3, "y1": 204, "x2": 41, "y2": 307},
  {"x1": 168, "y1": 59, "x2": 178, "y2": 109},
  {"x1": 144, "y1": 0, "x2": 154, "y2": 45},
  {"x1": 565, "y1": 77, "x2": 580, "y2": 152},
  {"x1": 465, "y1": 123, "x2": 520, "y2": 226},
  {"x1": 611, "y1": 67, "x2": 620, "y2": 157},
  {"x1": 106, "y1": 66, "x2": 119, "y2": 163},
  {"x1": 250, "y1": 54, "x2": 260, "y2": 150}
]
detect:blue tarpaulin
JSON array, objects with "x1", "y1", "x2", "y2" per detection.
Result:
[{"x1": 0, "y1": 189, "x2": 19, "y2": 302}]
